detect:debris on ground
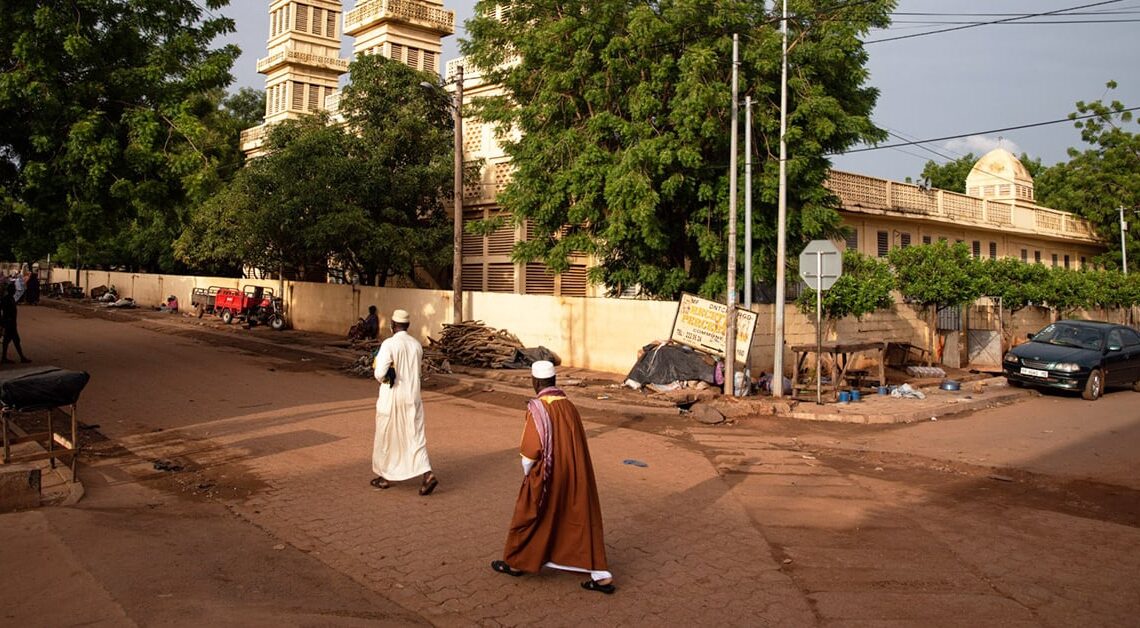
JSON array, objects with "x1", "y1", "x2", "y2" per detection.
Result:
[
  {"x1": 890, "y1": 383, "x2": 926, "y2": 399},
  {"x1": 690, "y1": 403, "x2": 726, "y2": 425},
  {"x1": 427, "y1": 321, "x2": 557, "y2": 369},
  {"x1": 345, "y1": 346, "x2": 451, "y2": 378}
]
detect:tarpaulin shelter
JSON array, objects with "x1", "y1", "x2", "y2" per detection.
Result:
[
  {"x1": 625, "y1": 343, "x2": 717, "y2": 387},
  {"x1": 0, "y1": 366, "x2": 90, "y2": 476}
]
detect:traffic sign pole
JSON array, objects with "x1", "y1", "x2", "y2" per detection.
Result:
[{"x1": 815, "y1": 251, "x2": 823, "y2": 404}]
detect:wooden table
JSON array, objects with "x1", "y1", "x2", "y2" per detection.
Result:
[{"x1": 790, "y1": 340, "x2": 888, "y2": 402}]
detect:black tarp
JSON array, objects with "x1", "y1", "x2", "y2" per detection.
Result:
[
  {"x1": 625, "y1": 343, "x2": 717, "y2": 386},
  {"x1": 502, "y1": 346, "x2": 560, "y2": 369},
  {"x1": 0, "y1": 367, "x2": 90, "y2": 411}
]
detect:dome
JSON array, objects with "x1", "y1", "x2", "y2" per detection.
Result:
[{"x1": 965, "y1": 148, "x2": 1034, "y2": 202}]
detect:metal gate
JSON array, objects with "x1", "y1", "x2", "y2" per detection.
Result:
[{"x1": 965, "y1": 296, "x2": 1003, "y2": 370}]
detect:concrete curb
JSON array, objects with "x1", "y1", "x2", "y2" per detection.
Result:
[{"x1": 785, "y1": 384, "x2": 1034, "y2": 424}]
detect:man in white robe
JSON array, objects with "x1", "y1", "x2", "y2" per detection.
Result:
[{"x1": 371, "y1": 309, "x2": 438, "y2": 495}]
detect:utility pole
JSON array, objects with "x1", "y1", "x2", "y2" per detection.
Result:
[
  {"x1": 1121, "y1": 205, "x2": 1129, "y2": 275},
  {"x1": 452, "y1": 65, "x2": 465, "y2": 324},
  {"x1": 745, "y1": 96, "x2": 753, "y2": 310},
  {"x1": 772, "y1": 0, "x2": 789, "y2": 397},
  {"x1": 725, "y1": 34, "x2": 739, "y2": 396}
]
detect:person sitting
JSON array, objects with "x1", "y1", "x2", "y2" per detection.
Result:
[
  {"x1": 361, "y1": 305, "x2": 379, "y2": 340},
  {"x1": 158, "y1": 295, "x2": 179, "y2": 313}
]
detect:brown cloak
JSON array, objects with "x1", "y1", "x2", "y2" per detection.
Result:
[{"x1": 502, "y1": 392, "x2": 608, "y2": 573}]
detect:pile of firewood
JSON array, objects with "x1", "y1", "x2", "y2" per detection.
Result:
[
  {"x1": 346, "y1": 347, "x2": 451, "y2": 378},
  {"x1": 429, "y1": 320, "x2": 523, "y2": 368}
]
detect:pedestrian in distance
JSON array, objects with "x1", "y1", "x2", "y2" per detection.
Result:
[
  {"x1": 370, "y1": 308, "x2": 438, "y2": 495},
  {"x1": 24, "y1": 272, "x2": 39, "y2": 305},
  {"x1": 1, "y1": 283, "x2": 30, "y2": 364},
  {"x1": 490, "y1": 360, "x2": 615, "y2": 594}
]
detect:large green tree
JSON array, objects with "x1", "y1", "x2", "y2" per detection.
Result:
[
  {"x1": 177, "y1": 56, "x2": 453, "y2": 284},
  {"x1": 1035, "y1": 82, "x2": 1140, "y2": 272},
  {"x1": 0, "y1": 1, "x2": 241, "y2": 270},
  {"x1": 462, "y1": 0, "x2": 892, "y2": 298}
]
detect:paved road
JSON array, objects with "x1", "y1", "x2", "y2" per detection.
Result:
[{"x1": 2, "y1": 303, "x2": 1138, "y2": 626}]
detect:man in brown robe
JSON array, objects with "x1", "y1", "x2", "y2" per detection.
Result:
[{"x1": 490, "y1": 361, "x2": 615, "y2": 594}]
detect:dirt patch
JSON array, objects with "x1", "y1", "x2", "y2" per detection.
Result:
[{"x1": 811, "y1": 445, "x2": 1140, "y2": 528}]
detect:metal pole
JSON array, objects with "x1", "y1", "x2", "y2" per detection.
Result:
[
  {"x1": 725, "y1": 34, "x2": 739, "y2": 396},
  {"x1": 453, "y1": 66, "x2": 465, "y2": 324},
  {"x1": 815, "y1": 252, "x2": 822, "y2": 405},
  {"x1": 772, "y1": 0, "x2": 789, "y2": 397},
  {"x1": 744, "y1": 96, "x2": 753, "y2": 381},
  {"x1": 744, "y1": 96, "x2": 753, "y2": 310},
  {"x1": 1121, "y1": 205, "x2": 1128, "y2": 275}
]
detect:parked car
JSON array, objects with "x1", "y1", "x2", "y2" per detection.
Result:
[{"x1": 1003, "y1": 320, "x2": 1140, "y2": 400}]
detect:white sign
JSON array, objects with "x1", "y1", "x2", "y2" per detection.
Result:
[
  {"x1": 799, "y1": 239, "x2": 843, "y2": 291},
  {"x1": 670, "y1": 293, "x2": 758, "y2": 363}
]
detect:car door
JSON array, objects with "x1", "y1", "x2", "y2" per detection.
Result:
[
  {"x1": 1104, "y1": 328, "x2": 1136, "y2": 386},
  {"x1": 1115, "y1": 327, "x2": 1140, "y2": 386}
]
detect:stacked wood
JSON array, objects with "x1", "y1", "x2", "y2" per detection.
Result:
[
  {"x1": 429, "y1": 320, "x2": 523, "y2": 368},
  {"x1": 345, "y1": 348, "x2": 451, "y2": 378}
]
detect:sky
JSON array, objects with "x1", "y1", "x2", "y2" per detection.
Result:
[{"x1": 218, "y1": 0, "x2": 1140, "y2": 183}]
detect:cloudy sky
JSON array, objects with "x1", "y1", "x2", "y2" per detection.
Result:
[{"x1": 219, "y1": 0, "x2": 1139, "y2": 183}]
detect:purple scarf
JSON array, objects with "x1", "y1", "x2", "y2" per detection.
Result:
[{"x1": 526, "y1": 386, "x2": 565, "y2": 509}]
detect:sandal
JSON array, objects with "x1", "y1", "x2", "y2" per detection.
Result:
[
  {"x1": 369, "y1": 476, "x2": 390, "y2": 490},
  {"x1": 581, "y1": 579, "x2": 616, "y2": 595},
  {"x1": 419, "y1": 473, "x2": 439, "y2": 496},
  {"x1": 490, "y1": 560, "x2": 525, "y2": 577}
]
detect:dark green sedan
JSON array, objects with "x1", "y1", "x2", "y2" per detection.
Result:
[{"x1": 1003, "y1": 320, "x2": 1140, "y2": 400}]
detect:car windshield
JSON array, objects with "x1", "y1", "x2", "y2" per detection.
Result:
[{"x1": 1031, "y1": 323, "x2": 1103, "y2": 350}]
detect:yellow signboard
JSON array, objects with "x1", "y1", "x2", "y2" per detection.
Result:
[{"x1": 670, "y1": 293, "x2": 758, "y2": 363}]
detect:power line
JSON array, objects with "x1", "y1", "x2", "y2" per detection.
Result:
[
  {"x1": 834, "y1": 106, "x2": 1140, "y2": 155},
  {"x1": 864, "y1": 0, "x2": 1125, "y2": 44}
]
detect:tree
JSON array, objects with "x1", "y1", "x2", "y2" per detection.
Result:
[
  {"x1": 0, "y1": 1, "x2": 241, "y2": 271},
  {"x1": 1035, "y1": 81, "x2": 1140, "y2": 272},
  {"x1": 797, "y1": 249, "x2": 893, "y2": 324},
  {"x1": 888, "y1": 241, "x2": 982, "y2": 361},
  {"x1": 177, "y1": 56, "x2": 453, "y2": 284},
  {"x1": 462, "y1": 0, "x2": 892, "y2": 298},
  {"x1": 976, "y1": 257, "x2": 1049, "y2": 313}
]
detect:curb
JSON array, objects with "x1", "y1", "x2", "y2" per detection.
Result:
[{"x1": 785, "y1": 386, "x2": 1034, "y2": 424}]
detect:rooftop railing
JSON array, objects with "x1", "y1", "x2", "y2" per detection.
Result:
[
  {"x1": 826, "y1": 170, "x2": 1099, "y2": 243},
  {"x1": 344, "y1": 0, "x2": 455, "y2": 36}
]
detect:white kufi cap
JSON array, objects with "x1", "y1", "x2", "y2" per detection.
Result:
[
  {"x1": 392, "y1": 309, "x2": 410, "y2": 323},
  {"x1": 531, "y1": 360, "x2": 556, "y2": 379}
]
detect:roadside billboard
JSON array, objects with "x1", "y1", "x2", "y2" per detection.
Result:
[{"x1": 670, "y1": 292, "x2": 758, "y2": 363}]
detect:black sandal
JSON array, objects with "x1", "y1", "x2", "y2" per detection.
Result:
[
  {"x1": 370, "y1": 476, "x2": 390, "y2": 490},
  {"x1": 581, "y1": 579, "x2": 616, "y2": 594},
  {"x1": 419, "y1": 473, "x2": 439, "y2": 496},
  {"x1": 490, "y1": 560, "x2": 525, "y2": 577}
]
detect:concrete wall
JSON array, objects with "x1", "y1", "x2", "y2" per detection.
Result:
[{"x1": 40, "y1": 266, "x2": 1138, "y2": 377}]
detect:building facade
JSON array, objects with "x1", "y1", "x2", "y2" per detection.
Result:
[
  {"x1": 829, "y1": 148, "x2": 1104, "y2": 268},
  {"x1": 240, "y1": 4, "x2": 1104, "y2": 294},
  {"x1": 240, "y1": 0, "x2": 455, "y2": 157}
]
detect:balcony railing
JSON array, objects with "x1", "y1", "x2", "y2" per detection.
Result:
[
  {"x1": 344, "y1": 0, "x2": 455, "y2": 36},
  {"x1": 256, "y1": 49, "x2": 349, "y2": 74},
  {"x1": 826, "y1": 170, "x2": 1099, "y2": 243}
]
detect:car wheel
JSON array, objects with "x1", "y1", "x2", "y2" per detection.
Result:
[
  {"x1": 220, "y1": 309, "x2": 233, "y2": 325},
  {"x1": 1081, "y1": 368, "x2": 1103, "y2": 401}
]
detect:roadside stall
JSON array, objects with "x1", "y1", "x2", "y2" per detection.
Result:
[{"x1": 0, "y1": 367, "x2": 91, "y2": 477}]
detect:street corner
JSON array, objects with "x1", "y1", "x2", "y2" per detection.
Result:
[{"x1": 782, "y1": 376, "x2": 1035, "y2": 424}]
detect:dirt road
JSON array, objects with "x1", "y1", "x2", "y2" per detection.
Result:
[{"x1": 2, "y1": 303, "x2": 1138, "y2": 626}]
